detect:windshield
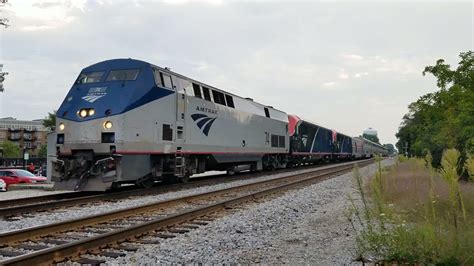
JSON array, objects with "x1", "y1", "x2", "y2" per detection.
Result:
[
  {"x1": 15, "y1": 170, "x2": 36, "y2": 177},
  {"x1": 76, "y1": 72, "x2": 104, "y2": 84},
  {"x1": 106, "y1": 69, "x2": 140, "y2": 81}
]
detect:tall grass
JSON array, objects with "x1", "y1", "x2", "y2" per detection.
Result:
[
  {"x1": 348, "y1": 149, "x2": 474, "y2": 264},
  {"x1": 465, "y1": 154, "x2": 474, "y2": 182}
]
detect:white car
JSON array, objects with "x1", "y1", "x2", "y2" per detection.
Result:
[{"x1": 0, "y1": 179, "x2": 6, "y2": 192}]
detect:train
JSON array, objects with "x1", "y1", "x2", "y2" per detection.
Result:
[{"x1": 51, "y1": 58, "x2": 388, "y2": 191}]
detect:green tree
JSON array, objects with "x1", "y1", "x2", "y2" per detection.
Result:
[
  {"x1": 363, "y1": 133, "x2": 380, "y2": 144},
  {"x1": 1, "y1": 140, "x2": 20, "y2": 158},
  {"x1": 396, "y1": 51, "x2": 474, "y2": 166},
  {"x1": 38, "y1": 144, "x2": 47, "y2": 158},
  {"x1": 43, "y1": 110, "x2": 56, "y2": 131},
  {"x1": 383, "y1": 143, "x2": 396, "y2": 154}
]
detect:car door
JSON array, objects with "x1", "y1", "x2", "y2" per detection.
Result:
[
  {"x1": 5, "y1": 171, "x2": 19, "y2": 185},
  {"x1": 0, "y1": 170, "x2": 14, "y2": 185},
  {"x1": 0, "y1": 171, "x2": 6, "y2": 185}
]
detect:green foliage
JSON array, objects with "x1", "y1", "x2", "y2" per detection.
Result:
[
  {"x1": 348, "y1": 149, "x2": 474, "y2": 264},
  {"x1": 383, "y1": 143, "x2": 396, "y2": 155},
  {"x1": 396, "y1": 51, "x2": 474, "y2": 167},
  {"x1": 42, "y1": 110, "x2": 56, "y2": 131},
  {"x1": 465, "y1": 154, "x2": 474, "y2": 181},
  {"x1": 363, "y1": 133, "x2": 380, "y2": 144},
  {"x1": 0, "y1": 140, "x2": 20, "y2": 158},
  {"x1": 398, "y1": 155, "x2": 408, "y2": 162},
  {"x1": 38, "y1": 144, "x2": 47, "y2": 158}
]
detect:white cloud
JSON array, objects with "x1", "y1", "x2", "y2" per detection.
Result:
[
  {"x1": 163, "y1": 0, "x2": 224, "y2": 5},
  {"x1": 1, "y1": 1, "x2": 471, "y2": 147},
  {"x1": 341, "y1": 54, "x2": 364, "y2": 60},
  {"x1": 354, "y1": 72, "x2": 369, "y2": 78},
  {"x1": 322, "y1": 81, "x2": 336, "y2": 87},
  {"x1": 338, "y1": 73, "x2": 349, "y2": 79}
]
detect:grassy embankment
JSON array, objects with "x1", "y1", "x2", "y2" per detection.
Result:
[{"x1": 348, "y1": 150, "x2": 474, "y2": 264}]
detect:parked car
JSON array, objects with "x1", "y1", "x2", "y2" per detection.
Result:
[
  {"x1": 0, "y1": 169, "x2": 48, "y2": 187},
  {"x1": 0, "y1": 179, "x2": 6, "y2": 192}
]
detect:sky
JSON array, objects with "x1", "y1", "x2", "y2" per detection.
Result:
[{"x1": 0, "y1": 0, "x2": 472, "y2": 146}]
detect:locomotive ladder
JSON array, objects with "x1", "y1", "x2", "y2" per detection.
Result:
[{"x1": 174, "y1": 147, "x2": 185, "y2": 177}]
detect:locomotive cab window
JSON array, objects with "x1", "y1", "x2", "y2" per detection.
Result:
[
  {"x1": 225, "y1": 94, "x2": 235, "y2": 108},
  {"x1": 153, "y1": 68, "x2": 163, "y2": 87},
  {"x1": 106, "y1": 69, "x2": 140, "y2": 81},
  {"x1": 193, "y1": 83, "x2": 202, "y2": 98},
  {"x1": 212, "y1": 90, "x2": 226, "y2": 106},
  {"x1": 264, "y1": 107, "x2": 270, "y2": 118},
  {"x1": 202, "y1": 87, "x2": 212, "y2": 101},
  {"x1": 76, "y1": 71, "x2": 104, "y2": 84},
  {"x1": 162, "y1": 73, "x2": 173, "y2": 88}
]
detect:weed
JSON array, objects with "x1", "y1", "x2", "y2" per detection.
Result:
[
  {"x1": 465, "y1": 154, "x2": 474, "y2": 182},
  {"x1": 347, "y1": 149, "x2": 474, "y2": 264}
]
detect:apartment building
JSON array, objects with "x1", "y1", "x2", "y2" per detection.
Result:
[{"x1": 0, "y1": 117, "x2": 49, "y2": 157}]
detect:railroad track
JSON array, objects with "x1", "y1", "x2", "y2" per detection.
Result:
[
  {"x1": 0, "y1": 159, "x2": 373, "y2": 266},
  {"x1": 0, "y1": 191, "x2": 99, "y2": 209},
  {"x1": 0, "y1": 160, "x2": 349, "y2": 217}
]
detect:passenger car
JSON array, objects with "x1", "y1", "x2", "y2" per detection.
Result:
[{"x1": 0, "y1": 169, "x2": 48, "y2": 186}]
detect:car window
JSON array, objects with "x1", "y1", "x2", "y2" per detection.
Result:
[{"x1": 15, "y1": 170, "x2": 36, "y2": 177}]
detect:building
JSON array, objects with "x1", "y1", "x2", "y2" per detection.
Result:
[
  {"x1": 363, "y1": 127, "x2": 378, "y2": 136},
  {"x1": 0, "y1": 117, "x2": 49, "y2": 157}
]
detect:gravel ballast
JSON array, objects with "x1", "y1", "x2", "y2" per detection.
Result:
[
  {"x1": 103, "y1": 159, "x2": 394, "y2": 264},
  {"x1": 0, "y1": 161, "x2": 364, "y2": 233}
]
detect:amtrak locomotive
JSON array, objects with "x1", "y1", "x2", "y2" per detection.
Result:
[{"x1": 52, "y1": 59, "x2": 388, "y2": 191}]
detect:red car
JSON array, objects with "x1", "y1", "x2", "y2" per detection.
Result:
[{"x1": 0, "y1": 169, "x2": 48, "y2": 187}]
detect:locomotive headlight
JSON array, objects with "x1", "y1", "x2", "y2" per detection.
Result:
[
  {"x1": 58, "y1": 123, "x2": 65, "y2": 131},
  {"x1": 79, "y1": 109, "x2": 88, "y2": 118},
  {"x1": 88, "y1": 109, "x2": 95, "y2": 116},
  {"x1": 104, "y1": 121, "x2": 113, "y2": 129}
]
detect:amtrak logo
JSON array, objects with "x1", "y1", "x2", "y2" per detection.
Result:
[
  {"x1": 82, "y1": 86, "x2": 107, "y2": 103},
  {"x1": 191, "y1": 113, "x2": 217, "y2": 136}
]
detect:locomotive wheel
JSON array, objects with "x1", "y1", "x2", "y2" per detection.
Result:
[
  {"x1": 136, "y1": 174, "x2": 155, "y2": 188},
  {"x1": 162, "y1": 175, "x2": 178, "y2": 184},
  {"x1": 177, "y1": 174, "x2": 190, "y2": 183}
]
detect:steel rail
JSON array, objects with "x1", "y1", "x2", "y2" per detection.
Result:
[
  {"x1": 0, "y1": 160, "x2": 371, "y2": 245},
  {"x1": 0, "y1": 160, "x2": 361, "y2": 217},
  {"x1": 0, "y1": 191, "x2": 97, "y2": 209},
  {"x1": 0, "y1": 159, "x2": 373, "y2": 266}
]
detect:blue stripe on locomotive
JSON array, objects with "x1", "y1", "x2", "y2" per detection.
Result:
[{"x1": 57, "y1": 59, "x2": 174, "y2": 122}]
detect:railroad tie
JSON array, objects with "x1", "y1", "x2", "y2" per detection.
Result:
[
  {"x1": 132, "y1": 239, "x2": 161, "y2": 245},
  {"x1": 16, "y1": 244, "x2": 50, "y2": 251},
  {"x1": 41, "y1": 239, "x2": 69, "y2": 245},
  {"x1": 188, "y1": 221, "x2": 208, "y2": 225},
  {"x1": 76, "y1": 257, "x2": 106, "y2": 266},
  {"x1": 101, "y1": 251, "x2": 127, "y2": 258},
  {"x1": 0, "y1": 249, "x2": 25, "y2": 257},
  {"x1": 179, "y1": 224, "x2": 200, "y2": 229},
  {"x1": 155, "y1": 233, "x2": 177, "y2": 239},
  {"x1": 118, "y1": 244, "x2": 139, "y2": 252},
  {"x1": 168, "y1": 228, "x2": 189, "y2": 234}
]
